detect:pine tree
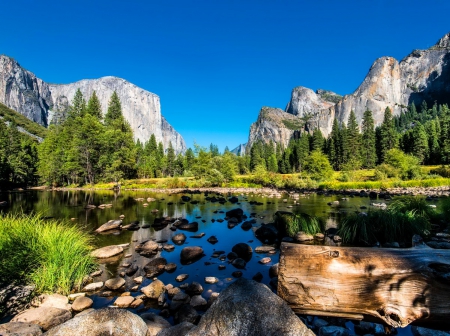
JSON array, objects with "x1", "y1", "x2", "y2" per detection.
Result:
[
  {"x1": 185, "y1": 148, "x2": 195, "y2": 171},
  {"x1": 311, "y1": 129, "x2": 324, "y2": 152},
  {"x1": 360, "y1": 110, "x2": 376, "y2": 168},
  {"x1": 86, "y1": 91, "x2": 102, "y2": 119},
  {"x1": 426, "y1": 119, "x2": 440, "y2": 164},
  {"x1": 379, "y1": 107, "x2": 398, "y2": 163},
  {"x1": 166, "y1": 142, "x2": 175, "y2": 176},
  {"x1": 346, "y1": 111, "x2": 361, "y2": 162},
  {"x1": 68, "y1": 89, "x2": 86, "y2": 119},
  {"x1": 410, "y1": 122, "x2": 428, "y2": 163},
  {"x1": 104, "y1": 91, "x2": 122, "y2": 126},
  {"x1": 327, "y1": 118, "x2": 340, "y2": 170},
  {"x1": 339, "y1": 123, "x2": 348, "y2": 168}
]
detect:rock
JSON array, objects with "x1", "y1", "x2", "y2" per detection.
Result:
[
  {"x1": 33, "y1": 294, "x2": 70, "y2": 310},
  {"x1": 411, "y1": 326, "x2": 450, "y2": 336},
  {"x1": 269, "y1": 263, "x2": 279, "y2": 278},
  {"x1": 95, "y1": 219, "x2": 122, "y2": 233},
  {"x1": 163, "y1": 244, "x2": 175, "y2": 252},
  {"x1": 176, "y1": 274, "x2": 189, "y2": 282},
  {"x1": 259, "y1": 257, "x2": 271, "y2": 264},
  {"x1": 232, "y1": 271, "x2": 243, "y2": 278},
  {"x1": 231, "y1": 258, "x2": 246, "y2": 269},
  {"x1": 165, "y1": 263, "x2": 177, "y2": 273},
  {"x1": 205, "y1": 277, "x2": 219, "y2": 284},
  {"x1": 225, "y1": 208, "x2": 244, "y2": 221},
  {"x1": 185, "y1": 278, "x2": 315, "y2": 336},
  {"x1": 319, "y1": 326, "x2": 350, "y2": 336},
  {"x1": 126, "y1": 264, "x2": 139, "y2": 276},
  {"x1": 44, "y1": 307, "x2": 148, "y2": 336},
  {"x1": 181, "y1": 196, "x2": 191, "y2": 202},
  {"x1": 133, "y1": 276, "x2": 143, "y2": 284},
  {"x1": 113, "y1": 295, "x2": 135, "y2": 308},
  {"x1": 241, "y1": 221, "x2": 253, "y2": 231},
  {"x1": 172, "y1": 233, "x2": 187, "y2": 245},
  {"x1": 180, "y1": 246, "x2": 204, "y2": 264},
  {"x1": 157, "y1": 322, "x2": 195, "y2": 336},
  {"x1": 178, "y1": 221, "x2": 199, "y2": 231},
  {"x1": 135, "y1": 240, "x2": 159, "y2": 257},
  {"x1": 314, "y1": 233, "x2": 325, "y2": 240},
  {"x1": 172, "y1": 292, "x2": 190, "y2": 303},
  {"x1": 207, "y1": 236, "x2": 218, "y2": 244},
  {"x1": 11, "y1": 307, "x2": 72, "y2": 331},
  {"x1": 105, "y1": 277, "x2": 126, "y2": 290},
  {"x1": 227, "y1": 252, "x2": 238, "y2": 260},
  {"x1": 252, "y1": 272, "x2": 263, "y2": 282},
  {"x1": 144, "y1": 257, "x2": 167, "y2": 278},
  {"x1": 231, "y1": 243, "x2": 253, "y2": 261},
  {"x1": 71, "y1": 296, "x2": 93, "y2": 312},
  {"x1": 175, "y1": 304, "x2": 200, "y2": 324},
  {"x1": 141, "y1": 280, "x2": 165, "y2": 299},
  {"x1": 229, "y1": 196, "x2": 239, "y2": 203},
  {"x1": 185, "y1": 282, "x2": 203, "y2": 296},
  {"x1": 0, "y1": 322, "x2": 43, "y2": 335},
  {"x1": 255, "y1": 224, "x2": 279, "y2": 244},
  {"x1": 255, "y1": 246, "x2": 276, "y2": 253},
  {"x1": 91, "y1": 245, "x2": 123, "y2": 259},
  {"x1": 295, "y1": 231, "x2": 314, "y2": 242},
  {"x1": 82, "y1": 282, "x2": 103, "y2": 292},
  {"x1": 140, "y1": 312, "x2": 171, "y2": 336},
  {"x1": 130, "y1": 298, "x2": 144, "y2": 308},
  {"x1": 68, "y1": 293, "x2": 85, "y2": 301}
]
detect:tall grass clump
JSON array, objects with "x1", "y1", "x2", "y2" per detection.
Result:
[
  {"x1": 389, "y1": 196, "x2": 437, "y2": 220},
  {"x1": 274, "y1": 211, "x2": 323, "y2": 237},
  {"x1": 338, "y1": 204, "x2": 431, "y2": 246},
  {"x1": 0, "y1": 213, "x2": 96, "y2": 294}
]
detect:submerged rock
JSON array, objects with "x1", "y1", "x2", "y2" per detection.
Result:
[
  {"x1": 180, "y1": 246, "x2": 204, "y2": 264},
  {"x1": 232, "y1": 243, "x2": 253, "y2": 262}
]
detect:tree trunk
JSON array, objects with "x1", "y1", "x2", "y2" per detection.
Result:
[{"x1": 278, "y1": 242, "x2": 450, "y2": 328}]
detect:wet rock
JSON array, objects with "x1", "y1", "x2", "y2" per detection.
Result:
[
  {"x1": 252, "y1": 272, "x2": 263, "y2": 282},
  {"x1": 105, "y1": 277, "x2": 126, "y2": 290},
  {"x1": 259, "y1": 257, "x2": 271, "y2": 264},
  {"x1": 11, "y1": 307, "x2": 72, "y2": 332},
  {"x1": 225, "y1": 208, "x2": 244, "y2": 222},
  {"x1": 232, "y1": 271, "x2": 243, "y2": 278},
  {"x1": 255, "y1": 246, "x2": 276, "y2": 253},
  {"x1": 185, "y1": 282, "x2": 203, "y2": 296},
  {"x1": 144, "y1": 257, "x2": 167, "y2": 278},
  {"x1": 229, "y1": 196, "x2": 239, "y2": 203},
  {"x1": 175, "y1": 304, "x2": 200, "y2": 324},
  {"x1": 232, "y1": 243, "x2": 253, "y2": 262},
  {"x1": 269, "y1": 263, "x2": 279, "y2": 278},
  {"x1": 141, "y1": 280, "x2": 165, "y2": 299},
  {"x1": 227, "y1": 251, "x2": 238, "y2": 260},
  {"x1": 140, "y1": 312, "x2": 172, "y2": 336},
  {"x1": 114, "y1": 295, "x2": 135, "y2": 308},
  {"x1": 71, "y1": 296, "x2": 93, "y2": 312},
  {"x1": 33, "y1": 294, "x2": 70, "y2": 310},
  {"x1": 135, "y1": 240, "x2": 159, "y2": 257},
  {"x1": 207, "y1": 236, "x2": 219, "y2": 244},
  {"x1": 295, "y1": 231, "x2": 314, "y2": 242},
  {"x1": 126, "y1": 264, "x2": 139, "y2": 276},
  {"x1": 172, "y1": 233, "x2": 187, "y2": 245},
  {"x1": 231, "y1": 258, "x2": 246, "y2": 269},
  {"x1": 178, "y1": 221, "x2": 199, "y2": 232},
  {"x1": 0, "y1": 322, "x2": 43, "y2": 335},
  {"x1": 255, "y1": 224, "x2": 278, "y2": 244},
  {"x1": 82, "y1": 282, "x2": 103, "y2": 292},
  {"x1": 180, "y1": 246, "x2": 204, "y2": 264},
  {"x1": 241, "y1": 221, "x2": 253, "y2": 231},
  {"x1": 44, "y1": 307, "x2": 148, "y2": 336},
  {"x1": 190, "y1": 233, "x2": 205, "y2": 238},
  {"x1": 163, "y1": 244, "x2": 175, "y2": 252},
  {"x1": 190, "y1": 295, "x2": 207, "y2": 310},
  {"x1": 165, "y1": 263, "x2": 177, "y2": 273},
  {"x1": 158, "y1": 322, "x2": 195, "y2": 336},
  {"x1": 134, "y1": 276, "x2": 143, "y2": 284},
  {"x1": 176, "y1": 274, "x2": 189, "y2": 282},
  {"x1": 68, "y1": 293, "x2": 85, "y2": 301},
  {"x1": 218, "y1": 265, "x2": 226, "y2": 270},
  {"x1": 95, "y1": 219, "x2": 122, "y2": 233},
  {"x1": 91, "y1": 245, "x2": 123, "y2": 259},
  {"x1": 185, "y1": 278, "x2": 314, "y2": 336},
  {"x1": 205, "y1": 277, "x2": 219, "y2": 284},
  {"x1": 411, "y1": 326, "x2": 450, "y2": 336},
  {"x1": 319, "y1": 326, "x2": 350, "y2": 336}
]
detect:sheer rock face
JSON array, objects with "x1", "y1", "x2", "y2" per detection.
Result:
[
  {"x1": 0, "y1": 56, "x2": 52, "y2": 126},
  {"x1": 248, "y1": 32, "x2": 450, "y2": 148},
  {"x1": 0, "y1": 56, "x2": 186, "y2": 154},
  {"x1": 49, "y1": 77, "x2": 186, "y2": 153}
]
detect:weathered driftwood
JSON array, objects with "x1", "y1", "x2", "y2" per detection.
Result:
[{"x1": 278, "y1": 242, "x2": 450, "y2": 328}]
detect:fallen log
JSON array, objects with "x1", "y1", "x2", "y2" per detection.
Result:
[{"x1": 278, "y1": 241, "x2": 450, "y2": 328}]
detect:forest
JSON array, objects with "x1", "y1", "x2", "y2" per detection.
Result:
[{"x1": 1, "y1": 90, "x2": 450, "y2": 189}]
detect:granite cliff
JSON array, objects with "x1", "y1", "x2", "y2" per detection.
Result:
[
  {"x1": 247, "y1": 32, "x2": 450, "y2": 150},
  {"x1": 0, "y1": 55, "x2": 186, "y2": 153}
]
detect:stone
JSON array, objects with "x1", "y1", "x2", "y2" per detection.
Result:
[
  {"x1": 68, "y1": 293, "x2": 85, "y2": 301},
  {"x1": 255, "y1": 224, "x2": 279, "y2": 244},
  {"x1": 185, "y1": 282, "x2": 204, "y2": 296},
  {"x1": 269, "y1": 263, "x2": 279, "y2": 278},
  {"x1": 165, "y1": 262, "x2": 177, "y2": 273},
  {"x1": 157, "y1": 322, "x2": 195, "y2": 336},
  {"x1": 319, "y1": 326, "x2": 350, "y2": 336},
  {"x1": 207, "y1": 292, "x2": 220, "y2": 307},
  {"x1": 95, "y1": 219, "x2": 122, "y2": 233},
  {"x1": 207, "y1": 236, "x2": 218, "y2": 244},
  {"x1": 43, "y1": 307, "x2": 148, "y2": 336},
  {"x1": 0, "y1": 322, "x2": 43, "y2": 335},
  {"x1": 411, "y1": 326, "x2": 450, "y2": 336},
  {"x1": 141, "y1": 280, "x2": 165, "y2": 299},
  {"x1": 140, "y1": 312, "x2": 171, "y2": 336},
  {"x1": 295, "y1": 231, "x2": 314, "y2": 242},
  {"x1": 11, "y1": 307, "x2": 72, "y2": 331},
  {"x1": 225, "y1": 208, "x2": 244, "y2": 221},
  {"x1": 105, "y1": 277, "x2": 126, "y2": 290},
  {"x1": 178, "y1": 221, "x2": 199, "y2": 231},
  {"x1": 255, "y1": 246, "x2": 276, "y2": 253},
  {"x1": 172, "y1": 233, "x2": 187, "y2": 245},
  {"x1": 167, "y1": 287, "x2": 181, "y2": 298},
  {"x1": 205, "y1": 277, "x2": 219, "y2": 284},
  {"x1": 252, "y1": 272, "x2": 263, "y2": 282},
  {"x1": 190, "y1": 295, "x2": 207, "y2": 309},
  {"x1": 82, "y1": 281, "x2": 103, "y2": 292},
  {"x1": 163, "y1": 244, "x2": 175, "y2": 252},
  {"x1": 33, "y1": 294, "x2": 70, "y2": 311},
  {"x1": 71, "y1": 296, "x2": 93, "y2": 312},
  {"x1": 134, "y1": 276, "x2": 143, "y2": 284},
  {"x1": 113, "y1": 295, "x2": 135, "y2": 308},
  {"x1": 130, "y1": 298, "x2": 143, "y2": 308},
  {"x1": 185, "y1": 278, "x2": 315, "y2": 336},
  {"x1": 91, "y1": 245, "x2": 123, "y2": 259},
  {"x1": 144, "y1": 257, "x2": 167, "y2": 278},
  {"x1": 135, "y1": 240, "x2": 159, "y2": 257},
  {"x1": 241, "y1": 221, "x2": 253, "y2": 231},
  {"x1": 174, "y1": 304, "x2": 200, "y2": 324},
  {"x1": 231, "y1": 258, "x2": 246, "y2": 269},
  {"x1": 232, "y1": 271, "x2": 243, "y2": 278},
  {"x1": 231, "y1": 243, "x2": 253, "y2": 261},
  {"x1": 180, "y1": 246, "x2": 204, "y2": 264}
]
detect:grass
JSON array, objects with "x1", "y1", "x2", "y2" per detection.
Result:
[
  {"x1": 0, "y1": 102, "x2": 47, "y2": 139},
  {"x1": 274, "y1": 211, "x2": 323, "y2": 237},
  {"x1": 338, "y1": 196, "x2": 432, "y2": 246},
  {"x1": 0, "y1": 213, "x2": 96, "y2": 295}
]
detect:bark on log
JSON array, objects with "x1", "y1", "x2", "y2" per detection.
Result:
[{"x1": 278, "y1": 242, "x2": 450, "y2": 328}]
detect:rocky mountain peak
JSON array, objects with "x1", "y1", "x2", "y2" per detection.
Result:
[{"x1": 433, "y1": 32, "x2": 450, "y2": 49}]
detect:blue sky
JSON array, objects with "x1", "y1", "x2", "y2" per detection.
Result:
[{"x1": 1, "y1": 0, "x2": 450, "y2": 151}]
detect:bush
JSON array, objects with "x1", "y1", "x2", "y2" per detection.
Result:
[
  {"x1": 431, "y1": 165, "x2": 450, "y2": 178},
  {"x1": 274, "y1": 211, "x2": 323, "y2": 237},
  {"x1": 0, "y1": 213, "x2": 96, "y2": 294},
  {"x1": 304, "y1": 150, "x2": 334, "y2": 181},
  {"x1": 384, "y1": 149, "x2": 421, "y2": 180}
]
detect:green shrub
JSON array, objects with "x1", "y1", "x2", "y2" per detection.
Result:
[
  {"x1": 0, "y1": 213, "x2": 96, "y2": 294},
  {"x1": 304, "y1": 150, "x2": 334, "y2": 181},
  {"x1": 384, "y1": 149, "x2": 421, "y2": 180},
  {"x1": 274, "y1": 211, "x2": 323, "y2": 237},
  {"x1": 431, "y1": 165, "x2": 450, "y2": 178}
]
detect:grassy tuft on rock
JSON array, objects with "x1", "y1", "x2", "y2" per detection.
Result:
[{"x1": 0, "y1": 213, "x2": 96, "y2": 295}]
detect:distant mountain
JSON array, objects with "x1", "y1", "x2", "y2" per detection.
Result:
[
  {"x1": 247, "y1": 32, "x2": 450, "y2": 149},
  {"x1": 0, "y1": 55, "x2": 186, "y2": 153},
  {"x1": 231, "y1": 143, "x2": 247, "y2": 156}
]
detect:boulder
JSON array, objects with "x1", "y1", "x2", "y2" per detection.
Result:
[
  {"x1": 114, "y1": 295, "x2": 135, "y2": 308},
  {"x1": 185, "y1": 278, "x2": 315, "y2": 336},
  {"x1": 71, "y1": 296, "x2": 93, "y2": 312},
  {"x1": 144, "y1": 257, "x2": 167, "y2": 278},
  {"x1": 141, "y1": 280, "x2": 165, "y2": 299},
  {"x1": 225, "y1": 208, "x2": 244, "y2": 221},
  {"x1": 135, "y1": 240, "x2": 159, "y2": 257},
  {"x1": 0, "y1": 283, "x2": 35, "y2": 318},
  {"x1": 95, "y1": 219, "x2": 122, "y2": 233},
  {"x1": 178, "y1": 222, "x2": 199, "y2": 232},
  {"x1": 105, "y1": 277, "x2": 126, "y2": 290},
  {"x1": 180, "y1": 247, "x2": 204, "y2": 264},
  {"x1": 44, "y1": 307, "x2": 148, "y2": 336},
  {"x1": 185, "y1": 282, "x2": 203, "y2": 296},
  {"x1": 231, "y1": 243, "x2": 253, "y2": 262},
  {"x1": 231, "y1": 258, "x2": 246, "y2": 269},
  {"x1": 165, "y1": 263, "x2": 177, "y2": 273},
  {"x1": 157, "y1": 322, "x2": 195, "y2": 336},
  {"x1": 174, "y1": 304, "x2": 200, "y2": 324},
  {"x1": 176, "y1": 274, "x2": 189, "y2": 282},
  {"x1": 33, "y1": 294, "x2": 71, "y2": 311},
  {"x1": 172, "y1": 233, "x2": 187, "y2": 245},
  {"x1": 82, "y1": 282, "x2": 103, "y2": 292},
  {"x1": 255, "y1": 225, "x2": 278, "y2": 244},
  {"x1": 140, "y1": 312, "x2": 171, "y2": 336},
  {"x1": 0, "y1": 322, "x2": 42, "y2": 335},
  {"x1": 190, "y1": 295, "x2": 207, "y2": 309},
  {"x1": 11, "y1": 307, "x2": 72, "y2": 331},
  {"x1": 91, "y1": 245, "x2": 123, "y2": 259}
]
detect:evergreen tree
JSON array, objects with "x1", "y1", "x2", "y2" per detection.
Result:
[
  {"x1": 346, "y1": 110, "x2": 361, "y2": 162},
  {"x1": 86, "y1": 91, "x2": 102, "y2": 119},
  {"x1": 68, "y1": 89, "x2": 86, "y2": 119},
  {"x1": 210, "y1": 143, "x2": 219, "y2": 157},
  {"x1": 425, "y1": 119, "x2": 440, "y2": 164},
  {"x1": 166, "y1": 142, "x2": 175, "y2": 176},
  {"x1": 327, "y1": 118, "x2": 340, "y2": 170},
  {"x1": 410, "y1": 122, "x2": 428, "y2": 164},
  {"x1": 379, "y1": 107, "x2": 398, "y2": 163},
  {"x1": 339, "y1": 123, "x2": 348, "y2": 168},
  {"x1": 104, "y1": 91, "x2": 122, "y2": 126},
  {"x1": 311, "y1": 129, "x2": 324, "y2": 152},
  {"x1": 360, "y1": 110, "x2": 376, "y2": 168},
  {"x1": 185, "y1": 148, "x2": 195, "y2": 171},
  {"x1": 224, "y1": 146, "x2": 230, "y2": 153}
]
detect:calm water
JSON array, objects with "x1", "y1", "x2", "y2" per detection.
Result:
[{"x1": 1, "y1": 189, "x2": 427, "y2": 333}]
